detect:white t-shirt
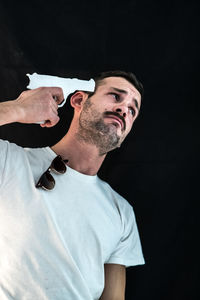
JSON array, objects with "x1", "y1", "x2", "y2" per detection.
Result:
[{"x1": 0, "y1": 139, "x2": 144, "y2": 300}]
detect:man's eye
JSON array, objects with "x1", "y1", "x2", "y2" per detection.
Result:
[
  {"x1": 109, "y1": 93, "x2": 120, "y2": 101},
  {"x1": 129, "y1": 107, "x2": 136, "y2": 116}
]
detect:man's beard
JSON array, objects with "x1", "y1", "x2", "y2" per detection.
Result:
[{"x1": 76, "y1": 98, "x2": 122, "y2": 155}]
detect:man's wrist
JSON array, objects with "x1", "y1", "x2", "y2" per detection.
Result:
[
  {"x1": 0, "y1": 100, "x2": 25, "y2": 125},
  {"x1": 12, "y1": 100, "x2": 26, "y2": 123}
]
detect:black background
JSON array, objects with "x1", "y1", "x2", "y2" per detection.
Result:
[{"x1": 0, "y1": 0, "x2": 199, "y2": 299}]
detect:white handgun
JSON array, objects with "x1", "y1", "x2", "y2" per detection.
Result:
[{"x1": 26, "y1": 73, "x2": 95, "y2": 124}]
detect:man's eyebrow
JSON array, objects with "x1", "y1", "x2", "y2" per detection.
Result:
[{"x1": 110, "y1": 87, "x2": 140, "y2": 110}]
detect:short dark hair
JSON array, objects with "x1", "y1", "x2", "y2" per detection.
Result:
[{"x1": 93, "y1": 70, "x2": 144, "y2": 100}]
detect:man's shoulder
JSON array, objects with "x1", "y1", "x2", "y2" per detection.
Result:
[
  {"x1": 0, "y1": 139, "x2": 26, "y2": 165},
  {"x1": 0, "y1": 138, "x2": 23, "y2": 151},
  {"x1": 0, "y1": 139, "x2": 54, "y2": 182},
  {"x1": 0, "y1": 139, "x2": 52, "y2": 165},
  {"x1": 97, "y1": 176, "x2": 133, "y2": 212}
]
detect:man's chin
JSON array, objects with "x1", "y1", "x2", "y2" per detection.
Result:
[{"x1": 101, "y1": 135, "x2": 122, "y2": 154}]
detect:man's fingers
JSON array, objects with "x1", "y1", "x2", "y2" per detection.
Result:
[
  {"x1": 51, "y1": 98, "x2": 59, "y2": 112},
  {"x1": 51, "y1": 105, "x2": 59, "y2": 116},
  {"x1": 48, "y1": 87, "x2": 65, "y2": 105},
  {"x1": 40, "y1": 115, "x2": 60, "y2": 128}
]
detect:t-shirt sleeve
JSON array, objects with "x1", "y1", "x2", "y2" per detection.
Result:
[{"x1": 106, "y1": 205, "x2": 145, "y2": 267}]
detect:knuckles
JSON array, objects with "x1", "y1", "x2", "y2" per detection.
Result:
[
  {"x1": 19, "y1": 90, "x2": 29, "y2": 98},
  {"x1": 19, "y1": 87, "x2": 63, "y2": 102}
]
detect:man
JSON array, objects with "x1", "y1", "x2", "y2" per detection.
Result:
[{"x1": 0, "y1": 71, "x2": 145, "y2": 300}]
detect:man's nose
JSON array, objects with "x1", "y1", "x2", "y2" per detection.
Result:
[{"x1": 115, "y1": 107, "x2": 127, "y2": 118}]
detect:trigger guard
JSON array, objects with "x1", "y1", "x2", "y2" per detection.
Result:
[{"x1": 57, "y1": 98, "x2": 66, "y2": 108}]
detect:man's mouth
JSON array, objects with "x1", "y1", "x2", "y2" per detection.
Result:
[{"x1": 104, "y1": 112, "x2": 126, "y2": 131}]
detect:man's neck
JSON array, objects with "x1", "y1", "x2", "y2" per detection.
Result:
[{"x1": 51, "y1": 131, "x2": 106, "y2": 176}]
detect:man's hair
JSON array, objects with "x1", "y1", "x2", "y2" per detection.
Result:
[{"x1": 93, "y1": 70, "x2": 144, "y2": 100}]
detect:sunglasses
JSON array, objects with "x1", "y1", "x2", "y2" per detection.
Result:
[{"x1": 36, "y1": 155, "x2": 68, "y2": 190}]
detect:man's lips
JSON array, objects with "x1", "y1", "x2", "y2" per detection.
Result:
[
  {"x1": 106, "y1": 116, "x2": 123, "y2": 128},
  {"x1": 104, "y1": 112, "x2": 126, "y2": 131}
]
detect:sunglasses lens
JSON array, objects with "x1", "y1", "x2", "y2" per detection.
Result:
[
  {"x1": 36, "y1": 155, "x2": 67, "y2": 191},
  {"x1": 36, "y1": 171, "x2": 55, "y2": 190},
  {"x1": 51, "y1": 155, "x2": 66, "y2": 174}
]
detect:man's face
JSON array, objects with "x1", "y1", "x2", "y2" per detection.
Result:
[{"x1": 77, "y1": 76, "x2": 141, "y2": 155}]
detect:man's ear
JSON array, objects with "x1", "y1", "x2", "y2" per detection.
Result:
[{"x1": 70, "y1": 91, "x2": 88, "y2": 112}]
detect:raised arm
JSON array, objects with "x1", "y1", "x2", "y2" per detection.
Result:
[{"x1": 0, "y1": 87, "x2": 64, "y2": 127}]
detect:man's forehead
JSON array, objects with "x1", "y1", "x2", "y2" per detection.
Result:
[{"x1": 99, "y1": 76, "x2": 141, "y2": 101}]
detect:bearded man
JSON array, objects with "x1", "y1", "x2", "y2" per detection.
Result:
[{"x1": 0, "y1": 71, "x2": 145, "y2": 300}]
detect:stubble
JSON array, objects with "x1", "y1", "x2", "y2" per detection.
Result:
[{"x1": 76, "y1": 98, "x2": 121, "y2": 155}]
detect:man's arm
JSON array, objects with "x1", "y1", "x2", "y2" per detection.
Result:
[
  {"x1": 99, "y1": 264, "x2": 126, "y2": 300},
  {"x1": 0, "y1": 87, "x2": 64, "y2": 127}
]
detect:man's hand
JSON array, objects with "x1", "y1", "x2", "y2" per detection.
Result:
[
  {"x1": 15, "y1": 87, "x2": 64, "y2": 127},
  {"x1": 0, "y1": 87, "x2": 64, "y2": 127}
]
